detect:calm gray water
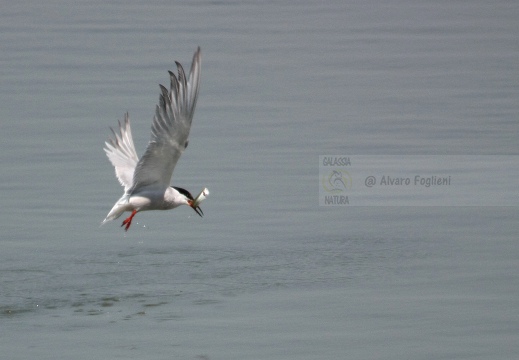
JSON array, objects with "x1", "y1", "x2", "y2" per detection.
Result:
[{"x1": 1, "y1": 0, "x2": 518, "y2": 359}]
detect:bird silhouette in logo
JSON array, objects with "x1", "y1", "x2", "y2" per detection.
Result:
[{"x1": 328, "y1": 170, "x2": 348, "y2": 192}]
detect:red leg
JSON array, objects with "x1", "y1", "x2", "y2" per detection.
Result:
[{"x1": 121, "y1": 210, "x2": 137, "y2": 231}]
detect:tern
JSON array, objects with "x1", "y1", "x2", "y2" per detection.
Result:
[{"x1": 102, "y1": 47, "x2": 207, "y2": 231}]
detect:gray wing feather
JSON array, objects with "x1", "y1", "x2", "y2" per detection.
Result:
[
  {"x1": 104, "y1": 113, "x2": 139, "y2": 191},
  {"x1": 128, "y1": 47, "x2": 201, "y2": 195}
]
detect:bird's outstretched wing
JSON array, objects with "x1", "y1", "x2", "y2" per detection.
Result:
[
  {"x1": 128, "y1": 47, "x2": 201, "y2": 195},
  {"x1": 104, "y1": 113, "x2": 139, "y2": 192}
]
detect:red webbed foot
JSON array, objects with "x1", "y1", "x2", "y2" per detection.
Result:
[{"x1": 121, "y1": 210, "x2": 137, "y2": 231}]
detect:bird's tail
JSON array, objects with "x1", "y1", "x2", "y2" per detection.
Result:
[{"x1": 101, "y1": 195, "x2": 130, "y2": 225}]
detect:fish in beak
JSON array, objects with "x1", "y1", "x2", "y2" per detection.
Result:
[
  {"x1": 190, "y1": 188, "x2": 209, "y2": 217},
  {"x1": 176, "y1": 187, "x2": 208, "y2": 218}
]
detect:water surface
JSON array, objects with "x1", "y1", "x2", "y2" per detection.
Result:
[{"x1": 1, "y1": 0, "x2": 518, "y2": 359}]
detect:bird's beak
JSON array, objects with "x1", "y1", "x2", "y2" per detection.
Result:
[{"x1": 188, "y1": 200, "x2": 204, "y2": 217}]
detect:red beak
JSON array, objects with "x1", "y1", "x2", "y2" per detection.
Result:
[{"x1": 188, "y1": 200, "x2": 203, "y2": 217}]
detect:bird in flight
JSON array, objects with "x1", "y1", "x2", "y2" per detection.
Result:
[{"x1": 102, "y1": 47, "x2": 208, "y2": 231}]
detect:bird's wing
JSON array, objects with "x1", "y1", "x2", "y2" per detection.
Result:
[
  {"x1": 128, "y1": 47, "x2": 201, "y2": 195},
  {"x1": 104, "y1": 113, "x2": 139, "y2": 192}
]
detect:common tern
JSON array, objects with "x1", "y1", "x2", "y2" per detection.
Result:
[{"x1": 102, "y1": 47, "x2": 207, "y2": 231}]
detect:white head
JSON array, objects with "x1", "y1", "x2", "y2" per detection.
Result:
[{"x1": 172, "y1": 186, "x2": 204, "y2": 217}]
